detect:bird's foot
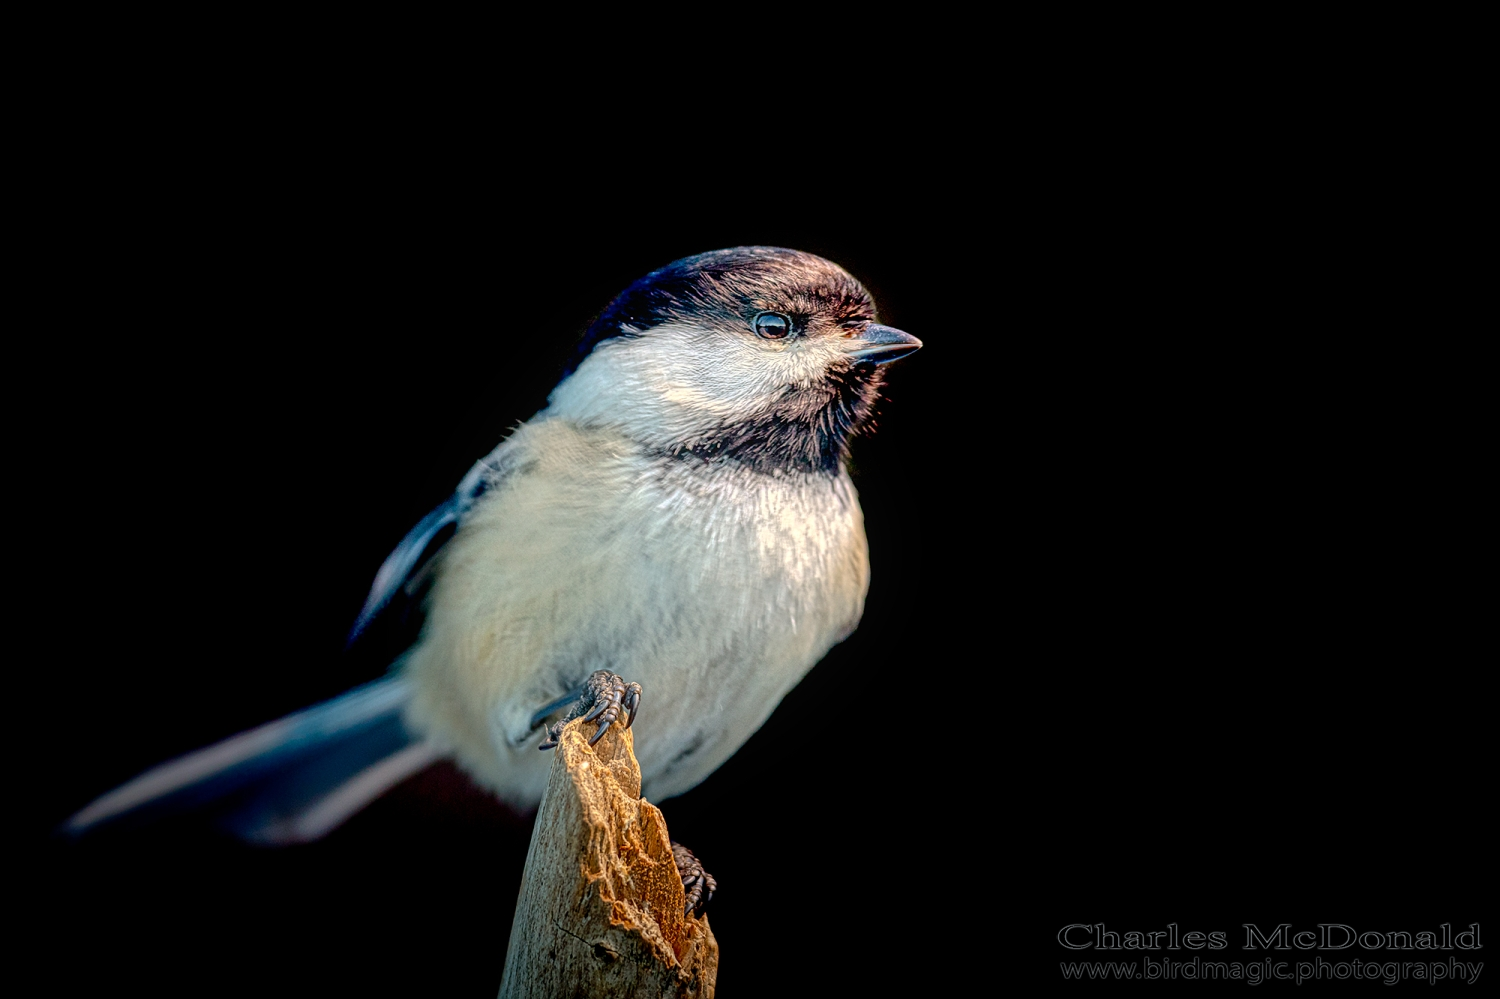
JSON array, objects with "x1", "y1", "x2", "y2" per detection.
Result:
[
  {"x1": 538, "y1": 670, "x2": 642, "y2": 750},
  {"x1": 672, "y1": 841, "x2": 716, "y2": 918}
]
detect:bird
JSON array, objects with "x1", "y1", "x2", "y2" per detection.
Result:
[{"x1": 65, "y1": 247, "x2": 922, "y2": 870}]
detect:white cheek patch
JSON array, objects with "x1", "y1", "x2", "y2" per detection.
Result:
[
  {"x1": 778, "y1": 344, "x2": 846, "y2": 389},
  {"x1": 547, "y1": 323, "x2": 844, "y2": 442}
]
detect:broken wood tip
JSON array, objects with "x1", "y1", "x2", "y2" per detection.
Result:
[{"x1": 499, "y1": 718, "x2": 718, "y2": 998}]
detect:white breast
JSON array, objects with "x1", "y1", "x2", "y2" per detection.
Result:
[{"x1": 402, "y1": 417, "x2": 870, "y2": 807}]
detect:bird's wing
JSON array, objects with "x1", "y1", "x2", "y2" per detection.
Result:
[
  {"x1": 345, "y1": 498, "x2": 461, "y2": 645},
  {"x1": 346, "y1": 445, "x2": 522, "y2": 645}
]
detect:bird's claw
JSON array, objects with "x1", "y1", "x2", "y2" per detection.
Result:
[
  {"x1": 538, "y1": 670, "x2": 643, "y2": 750},
  {"x1": 586, "y1": 672, "x2": 642, "y2": 745},
  {"x1": 623, "y1": 684, "x2": 640, "y2": 729},
  {"x1": 672, "y1": 841, "x2": 716, "y2": 918}
]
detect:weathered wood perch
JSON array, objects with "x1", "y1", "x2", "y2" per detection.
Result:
[{"x1": 499, "y1": 717, "x2": 718, "y2": 998}]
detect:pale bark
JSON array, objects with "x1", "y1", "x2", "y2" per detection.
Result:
[{"x1": 499, "y1": 718, "x2": 718, "y2": 998}]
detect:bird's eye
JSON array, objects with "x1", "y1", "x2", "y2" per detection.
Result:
[{"x1": 753, "y1": 313, "x2": 791, "y2": 340}]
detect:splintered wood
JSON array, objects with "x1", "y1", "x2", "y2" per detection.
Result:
[{"x1": 499, "y1": 718, "x2": 718, "y2": 998}]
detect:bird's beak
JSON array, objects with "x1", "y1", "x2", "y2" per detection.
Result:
[{"x1": 842, "y1": 324, "x2": 922, "y2": 364}]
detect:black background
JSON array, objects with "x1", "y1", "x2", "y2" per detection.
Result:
[{"x1": 23, "y1": 83, "x2": 1487, "y2": 995}]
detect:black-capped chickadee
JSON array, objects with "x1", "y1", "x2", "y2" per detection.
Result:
[{"x1": 67, "y1": 246, "x2": 921, "y2": 846}]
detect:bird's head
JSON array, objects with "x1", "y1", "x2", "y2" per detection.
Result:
[{"x1": 547, "y1": 247, "x2": 921, "y2": 473}]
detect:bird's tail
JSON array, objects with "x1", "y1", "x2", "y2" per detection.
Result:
[{"x1": 63, "y1": 676, "x2": 440, "y2": 844}]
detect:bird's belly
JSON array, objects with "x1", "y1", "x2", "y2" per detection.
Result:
[{"x1": 403, "y1": 458, "x2": 869, "y2": 806}]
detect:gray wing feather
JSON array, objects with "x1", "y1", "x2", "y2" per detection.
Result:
[
  {"x1": 346, "y1": 448, "x2": 519, "y2": 644},
  {"x1": 346, "y1": 500, "x2": 459, "y2": 643}
]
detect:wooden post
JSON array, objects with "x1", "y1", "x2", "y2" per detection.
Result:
[{"x1": 499, "y1": 717, "x2": 718, "y2": 998}]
